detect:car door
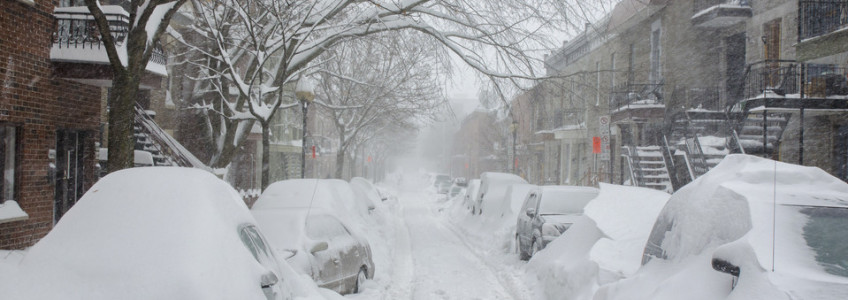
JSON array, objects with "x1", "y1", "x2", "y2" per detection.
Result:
[
  {"x1": 305, "y1": 215, "x2": 346, "y2": 292},
  {"x1": 517, "y1": 191, "x2": 539, "y2": 247},
  {"x1": 333, "y1": 220, "x2": 363, "y2": 293},
  {"x1": 239, "y1": 224, "x2": 291, "y2": 300}
]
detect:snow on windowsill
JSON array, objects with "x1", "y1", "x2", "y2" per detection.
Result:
[{"x1": 0, "y1": 200, "x2": 28, "y2": 224}]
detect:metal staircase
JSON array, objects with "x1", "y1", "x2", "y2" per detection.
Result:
[
  {"x1": 133, "y1": 104, "x2": 208, "y2": 169},
  {"x1": 622, "y1": 145, "x2": 673, "y2": 193}
]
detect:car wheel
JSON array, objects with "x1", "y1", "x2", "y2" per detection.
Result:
[
  {"x1": 517, "y1": 235, "x2": 530, "y2": 261},
  {"x1": 354, "y1": 267, "x2": 367, "y2": 293},
  {"x1": 531, "y1": 239, "x2": 542, "y2": 257}
]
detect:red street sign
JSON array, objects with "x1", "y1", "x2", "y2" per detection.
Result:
[
  {"x1": 514, "y1": 157, "x2": 518, "y2": 169},
  {"x1": 592, "y1": 137, "x2": 602, "y2": 154},
  {"x1": 311, "y1": 145, "x2": 316, "y2": 158},
  {"x1": 465, "y1": 163, "x2": 469, "y2": 169},
  {"x1": 367, "y1": 156, "x2": 372, "y2": 163}
]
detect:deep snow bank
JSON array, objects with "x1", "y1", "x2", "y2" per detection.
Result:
[{"x1": 526, "y1": 183, "x2": 670, "y2": 300}]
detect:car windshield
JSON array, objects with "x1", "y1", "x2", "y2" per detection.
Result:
[
  {"x1": 799, "y1": 206, "x2": 848, "y2": 278},
  {"x1": 538, "y1": 190, "x2": 596, "y2": 215}
]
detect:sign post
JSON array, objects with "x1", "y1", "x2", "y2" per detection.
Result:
[{"x1": 599, "y1": 116, "x2": 611, "y2": 161}]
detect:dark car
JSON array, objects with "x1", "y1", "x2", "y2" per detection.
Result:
[{"x1": 515, "y1": 186, "x2": 599, "y2": 260}]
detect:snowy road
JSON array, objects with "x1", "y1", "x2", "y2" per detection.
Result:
[{"x1": 362, "y1": 189, "x2": 538, "y2": 300}]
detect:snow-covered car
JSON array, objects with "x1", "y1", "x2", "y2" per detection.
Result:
[
  {"x1": 473, "y1": 172, "x2": 528, "y2": 215},
  {"x1": 499, "y1": 183, "x2": 536, "y2": 219},
  {"x1": 464, "y1": 179, "x2": 481, "y2": 210},
  {"x1": 449, "y1": 184, "x2": 465, "y2": 199},
  {"x1": 2, "y1": 167, "x2": 294, "y2": 300},
  {"x1": 252, "y1": 208, "x2": 375, "y2": 295},
  {"x1": 597, "y1": 155, "x2": 848, "y2": 300},
  {"x1": 254, "y1": 179, "x2": 373, "y2": 219},
  {"x1": 526, "y1": 184, "x2": 670, "y2": 300},
  {"x1": 515, "y1": 185, "x2": 599, "y2": 260},
  {"x1": 350, "y1": 177, "x2": 387, "y2": 202}
]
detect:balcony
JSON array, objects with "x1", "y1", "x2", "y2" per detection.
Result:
[
  {"x1": 797, "y1": 0, "x2": 848, "y2": 61},
  {"x1": 51, "y1": 6, "x2": 166, "y2": 89},
  {"x1": 611, "y1": 83, "x2": 665, "y2": 123},
  {"x1": 735, "y1": 60, "x2": 848, "y2": 112},
  {"x1": 691, "y1": 0, "x2": 752, "y2": 29}
]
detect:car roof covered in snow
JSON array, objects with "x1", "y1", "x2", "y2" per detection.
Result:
[{"x1": 8, "y1": 167, "x2": 271, "y2": 300}]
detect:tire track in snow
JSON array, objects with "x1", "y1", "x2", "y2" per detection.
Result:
[
  {"x1": 400, "y1": 191, "x2": 514, "y2": 300},
  {"x1": 437, "y1": 206, "x2": 537, "y2": 300},
  {"x1": 383, "y1": 195, "x2": 415, "y2": 300}
]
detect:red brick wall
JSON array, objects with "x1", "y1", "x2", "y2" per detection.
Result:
[{"x1": 0, "y1": 0, "x2": 101, "y2": 249}]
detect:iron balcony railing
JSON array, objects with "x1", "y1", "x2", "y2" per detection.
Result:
[
  {"x1": 800, "y1": 0, "x2": 848, "y2": 40},
  {"x1": 670, "y1": 86, "x2": 728, "y2": 113},
  {"x1": 52, "y1": 7, "x2": 166, "y2": 65},
  {"x1": 693, "y1": 0, "x2": 750, "y2": 15},
  {"x1": 738, "y1": 60, "x2": 848, "y2": 106},
  {"x1": 611, "y1": 83, "x2": 664, "y2": 111}
]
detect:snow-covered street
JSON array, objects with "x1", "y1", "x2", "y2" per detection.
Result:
[{"x1": 351, "y1": 185, "x2": 539, "y2": 300}]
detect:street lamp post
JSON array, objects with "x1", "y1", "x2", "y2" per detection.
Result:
[
  {"x1": 296, "y1": 78, "x2": 315, "y2": 179},
  {"x1": 511, "y1": 120, "x2": 518, "y2": 174}
]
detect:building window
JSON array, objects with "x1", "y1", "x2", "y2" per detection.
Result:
[
  {"x1": 650, "y1": 20, "x2": 662, "y2": 84},
  {"x1": 0, "y1": 126, "x2": 16, "y2": 202}
]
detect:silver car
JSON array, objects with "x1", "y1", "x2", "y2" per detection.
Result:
[
  {"x1": 252, "y1": 208, "x2": 375, "y2": 295},
  {"x1": 515, "y1": 186, "x2": 599, "y2": 260}
]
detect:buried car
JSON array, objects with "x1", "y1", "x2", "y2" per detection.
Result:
[
  {"x1": 473, "y1": 172, "x2": 528, "y2": 215},
  {"x1": 597, "y1": 155, "x2": 848, "y2": 300},
  {"x1": 515, "y1": 185, "x2": 599, "y2": 260},
  {"x1": 252, "y1": 208, "x2": 375, "y2": 295},
  {"x1": 1, "y1": 168, "x2": 295, "y2": 300}
]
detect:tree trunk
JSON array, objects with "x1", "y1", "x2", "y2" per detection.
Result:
[
  {"x1": 335, "y1": 149, "x2": 345, "y2": 179},
  {"x1": 209, "y1": 118, "x2": 254, "y2": 169},
  {"x1": 261, "y1": 121, "x2": 270, "y2": 190},
  {"x1": 107, "y1": 73, "x2": 141, "y2": 173}
]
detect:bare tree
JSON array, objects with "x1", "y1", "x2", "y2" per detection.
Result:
[
  {"x1": 173, "y1": 0, "x2": 599, "y2": 188},
  {"x1": 315, "y1": 33, "x2": 445, "y2": 178},
  {"x1": 84, "y1": 0, "x2": 188, "y2": 172}
]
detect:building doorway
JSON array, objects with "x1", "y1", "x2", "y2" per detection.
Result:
[{"x1": 54, "y1": 130, "x2": 86, "y2": 223}]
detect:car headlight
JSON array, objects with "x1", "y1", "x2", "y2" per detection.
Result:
[{"x1": 542, "y1": 223, "x2": 570, "y2": 238}]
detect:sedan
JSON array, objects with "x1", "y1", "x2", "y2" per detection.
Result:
[
  {"x1": 515, "y1": 185, "x2": 599, "y2": 260},
  {"x1": 252, "y1": 208, "x2": 375, "y2": 295},
  {"x1": 1, "y1": 167, "x2": 294, "y2": 300}
]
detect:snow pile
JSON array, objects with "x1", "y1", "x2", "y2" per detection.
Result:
[
  {"x1": 0, "y1": 250, "x2": 25, "y2": 284},
  {"x1": 527, "y1": 183, "x2": 670, "y2": 300},
  {"x1": 253, "y1": 178, "x2": 396, "y2": 298},
  {"x1": 597, "y1": 154, "x2": 848, "y2": 300},
  {"x1": 0, "y1": 167, "x2": 329, "y2": 300},
  {"x1": 477, "y1": 172, "x2": 528, "y2": 215},
  {"x1": 497, "y1": 183, "x2": 536, "y2": 219}
]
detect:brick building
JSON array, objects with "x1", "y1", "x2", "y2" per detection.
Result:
[
  {"x1": 0, "y1": 0, "x2": 170, "y2": 249},
  {"x1": 0, "y1": 0, "x2": 102, "y2": 249}
]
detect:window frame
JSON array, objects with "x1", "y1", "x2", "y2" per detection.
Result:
[{"x1": 0, "y1": 124, "x2": 20, "y2": 205}]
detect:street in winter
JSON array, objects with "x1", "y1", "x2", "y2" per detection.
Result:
[{"x1": 2, "y1": 0, "x2": 848, "y2": 299}]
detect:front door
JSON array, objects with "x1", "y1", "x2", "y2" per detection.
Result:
[{"x1": 54, "y1": 130, "x2": 86, "y2": 223}]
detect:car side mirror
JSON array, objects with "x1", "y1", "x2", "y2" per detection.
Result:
[
  {"x1": 525, "y1": 208, "x2": 536, "y2": 217},
  {"x1": 309, "y1": 241, "x2": 329, "y2": 254},
  {"x1": 711, "y1": 258, "x2": 740, "y2": 277},
  {"x1": 260, "y1": 271, "x2": 279, "y2": 289}
]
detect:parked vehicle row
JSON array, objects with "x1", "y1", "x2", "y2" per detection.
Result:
[
  {"x1": 482, "y1": 155, "x2": 848, "y2": 300},
  {"x1": 0, "y1": 168, "x2": 383, "y2": 299}
]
